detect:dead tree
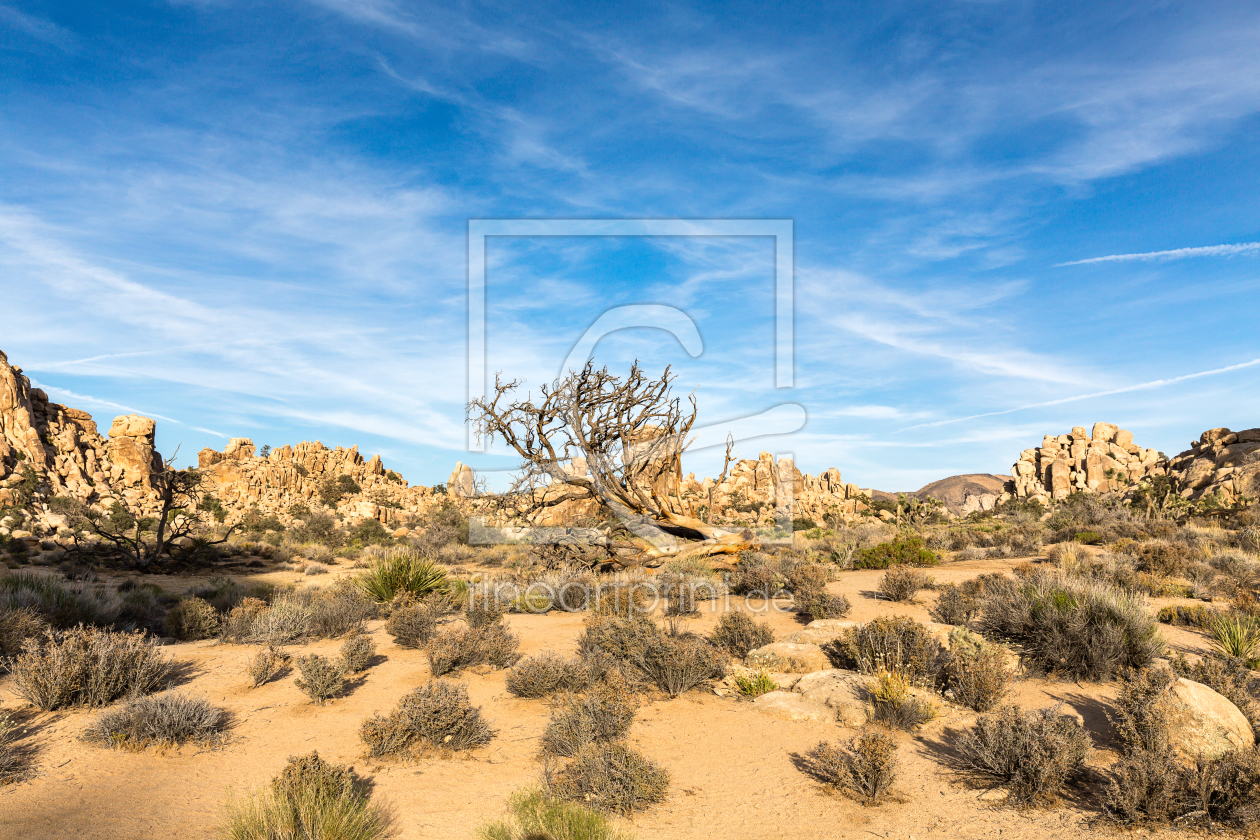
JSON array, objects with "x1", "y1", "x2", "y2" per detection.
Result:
[
  {"x1": 469, "y1": 361, "x2": 751, "y2": 565},
  {"x1": 78, "y1": 459, "x2": 236, "y2": 568}
]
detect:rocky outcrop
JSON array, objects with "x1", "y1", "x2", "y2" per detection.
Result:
[
  {"x1": 1166, "y1": 426, "x2": 1260, "y2": 503},
  {"x1": 196, "y1": 438, "x2": 444, "y2": 527},
  {"x1": 0, "y1": 350, "x2": 164, "y2": 517},
  {"x1": 1004, "y1": 422, "x2": 1167, "y2": 504},
  {"x1": 682, "y1": 451, "x2": 868, "y2": 526}
]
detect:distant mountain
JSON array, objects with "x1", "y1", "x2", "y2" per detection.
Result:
[{"x1": 870, "y1": 473, "x2": 1009, "y2": 515}]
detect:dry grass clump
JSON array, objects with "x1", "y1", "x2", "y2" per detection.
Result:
[
  {"x1": 795, "y1": 588, "x2": 851, "y2": 621},
  {"x1": 944, "y1": 639, "x2": 1013, "y2": 713},
  {"x1": 977, "y1": 570, "x2": 1163, "y2": 681},
  {"x1": 577, "y1": 615, "x2": 659, "y2": 672},
  {"x1": 306, "y1": 584, "x2": 378, "y2": 638},
  {"x1": 384, "y1": 595, "x2": 443, "y2": 648},
  {"x1": 546, "y1": 743, "x2": 669, "y2": 815},
  {"x1": 802, "y1": 730, "x2": 899, "y2": 805},
  {"x1": 0, "y1": 605, "x2": 44, "y2": 659},
  {"x1": 505, "y1": 652, "x2": 593, "y2": 698},
  {"x1": 8, "y1": 627, "x2": 171, "y2": 710},
  {"x1": 359, "y1": 680, "x2": 494, "y2": 757},
  {"x1": 954, "y1": 704, "x2": 1091, "y2": 806},
  {"x1": 303, "y1": 563, "x2": 329, "y2": 576},
  {"x1": 467, "y1": 599, "x2": 507, "y2": 629},
  {"x1": 294, "y1": 654, "x2": 344, "y2": 704},
  {"x1": 247, "y1": 645, "x2": 289, "y2": 688},
  {"x1": 0, "y1": 572, "x2": 122, "y2": 629},
  {"x1": 539, "y1": 693, "x2": 637, "y2": 758},
  {"x1": 709, "y1": 611, "x2": 774, "y2": 659},
  {"x1": 478, "y1": 787, "x2": 630, "y2": 840},
  {"x1": 83, "y1": 692, "x2": 228, "y2": 749},
  {"x1": 220, "y1": 751, "x2": 392, "y2": 840},
  {"x1": 878, "y1": 567, "x2": 933, "y2": 602},
  {"x1": 866, "y1": 669, "x2": 937, "y2": 730},
  {"x1": 632, "y1": 634, "x2": 726, "y2": 698},
  {"x1": 0, "y1": 714, "x2": 30, "y2": 785},
  {"x1": 823, "y1": 615, "x2": 943, "y2": 684},
  {"x1": 729, "y1": 558, "x2": 785, "y2": 597},
  {"x1": 930, "y1": 583, "x2": 979, "y2": 626},
  {"x1": 164, "y1": 597, "x2": 220, "y2": 641},
  {"x1": 427, "y1": 622, "x2": 520, "y2": 676},
  {"x1": 339, "y1": 633, "x2": 376, "y2": 674},
  {"x1": 1156, "y1": 603, "x2": 1219, "y2": 628}
]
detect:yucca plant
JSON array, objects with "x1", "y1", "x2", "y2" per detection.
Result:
[
  {"x1": 1209, "y1": 612, "x2": 1260, "y2": 667},
  {"x1": 353, "y1": 550, "x2": 451, "y2": 603}
]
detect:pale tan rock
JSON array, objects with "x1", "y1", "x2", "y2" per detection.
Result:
[
  {"x1": 746, "y1": 642, "x2": 831, "y2": 674},
  {"x1": 1115, "y1": 429, "x2": 1134, "y2": 448},
  {"x1": 1163, "y1": 678, "x2": 1255, "y2": 763},
  {"x1": 1092, "y1": 422, "x2": 1119, "y2": 443},
  {"x1": 791, "y1": 669, "x2": 868, "y2": 726},
  {"x1": 751, "y1": 690, "x2": 832, "y2": 722}
]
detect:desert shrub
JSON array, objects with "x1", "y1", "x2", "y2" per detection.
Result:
[
  {"x1": 1108, "y1": 667, "x2": 1177, "y2": 756},
  {"x1": 1156, "y1": 603, "x2": 1218, "y2": 628},
  {"x1": 83, "y1": 692, "x2": 228, "y2": 749},
  {"x1": 467, "y1": 599, "x2": 507, "y2": 629},
  {"x1": 384, "y1": 596, "x2": 441, "y2": 648},
  {"x1": 306, "y1": 585, "x2": 377, "y2": 639},
  {"x1": 0, "y1": 572, "x2": 122, "y2": 628},
  {"x1": 339, "y1": 633, "x2": 376, "y2": 674},
  {"x1": 548, "y1": 743, "x2": 669, "y2": 815},
  {"x1": 795, "y1": 590, "x2": 851, "y2": 621},
  {"x1": 505, "y1": 652, "x2": 591, "y2": 698},
  {"x1": 188, "y1": 575, "x2": 245, "y2": 613},
  {"x1": 735, "y1": 670, "x2": 777, "y2": 698},
  {"x1": 866, "y1": 669, "x2": 936, "y2": 729},
  {"x1": 247, "y1": 645, "x2": 289, "y2": 688},
  {"x1": 632, "y1": 635, "x2": 726, "y2": 697},
  {"x1": 577, "y1": 615, "x2": 660, "y2": 667},
  {"x1": 0, "y1": 605, "x2": 44, "y2": 659},
  {"x1": 540, "y1": 693, "x2": 637, "y2": 758},
  {"x1": 930, "y1": 584, "x2": 978, "y2": 626},
  {"x1": 729, "y1": 560, "x2": 785, "y2": 597},
  {"x1": 478, "y1": 787, "x2": 629, "y2": 840},
  {"x1": 220, "y1": 751, "x2": 391, "y2": 840},
  {"x1": 359, "y1": 679, "x2": 494, "y2": 756},
  {"x1": 1208, "y1": 612, "x2": 1260, "y2": 666},
  {"x1": 219, "y1": 597, "x2": 269, "y2": 643},
  {"x1": 355, "y1": 550, "x2": 450, "y2": 603},
  {"x1": 944, "y1": 644, "x2": 1013, "y2": 712},
  {"x1": 428, "y1": 623, "x2": 520, "y2": 676},
  {"x1": 823, "y1": 616, "x2": 943, "y2": 684},
  {"x1": 1106, "y1": 745, "x2": 1260, "y2": 828},
  {"x1": 802, "y1": 730, "x2": 898, "y2": 805},
  {"x1": 878, "y1": 567, "x2": 933, "y2": 602},
  {"x1": 709, "y1": 611, "x2": 774, "y2": 659},
  {"x1": 164, "y1": 597, "x2": 220, "y2": 641},
  {"x1": 293, "y1": 655, "x2": 344, "y2": 704},
  {"x1": 1135, "y1": 541, "x2": 1189, "y2": 578},
  {"x1": 0, "y1": 714, "x2": 30, "y2": 784},
  {"x1": 976, "y1": 570, "x2": 1163, "y2": 680},
  {"x1": 783, "y1": 562, "x2": 829, "y2": 594},
  {"x1": 8, "y1": 627, "x2": 171, "y2": 710},
  {"x1": 853, "y1": 536, "x2": 939, "y2": 570},
  {"x1": 955, "y1": 704, "x2": 1091, "y2": 806},
  {"x1": 1073, "y1": 530, "x2": 1102, "y2": 545}
]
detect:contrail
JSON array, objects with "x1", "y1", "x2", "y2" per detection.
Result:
[
  {"x1": 1055, "y1": 241, "x2": 1260, "y2": 267},
  {"x1": 900, "y1": 357, "x2": 1260, "y2": 431}
]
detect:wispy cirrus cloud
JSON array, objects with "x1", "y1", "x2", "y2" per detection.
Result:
[{"x1": 1055, "y1": 241, "x2": 1260, "y2": 267}]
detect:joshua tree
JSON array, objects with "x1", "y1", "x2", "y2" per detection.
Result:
[{"x1": 468, "y1": 360, "x2": 751, "y2": 564}]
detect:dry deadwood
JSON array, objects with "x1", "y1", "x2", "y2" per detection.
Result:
[{"x1": 469, "y1": 360, "x2": 757, "y2": 564}]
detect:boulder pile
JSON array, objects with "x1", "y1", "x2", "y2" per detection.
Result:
[
  {"x1": 1167, "y1": 426, "x2": 1260, "y2": 503},
  {"x1": 1003, "y1": 421, "x2": 1167, "y2": 504}
]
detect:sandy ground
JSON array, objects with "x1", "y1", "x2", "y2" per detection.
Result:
[{"x1": 0, "y1": 556, "x2": 1211, "y2": 840}]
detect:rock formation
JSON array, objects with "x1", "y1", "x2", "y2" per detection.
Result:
[
  {"x1": 1004, "y1": 422, "x2": 1167, "y2": 504},
  {"x1": 1166, "y1": 426, "x2": 1260, "y2": 503},
  {"x1": 0, "y1": 349, "x2": 164, "y2": 517}
]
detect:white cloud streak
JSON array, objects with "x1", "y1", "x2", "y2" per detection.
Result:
[{"x1": 1055, "y1": 241, "x2": 1260, "y2": 267}]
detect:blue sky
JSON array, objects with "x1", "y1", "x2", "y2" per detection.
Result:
[{"x1": 1, "y1": 0, "x2": 1258, "y2": 491}]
